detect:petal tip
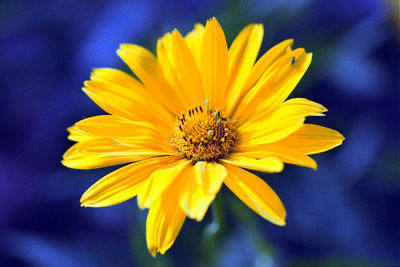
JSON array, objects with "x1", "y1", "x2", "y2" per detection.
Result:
[
  {"x1": 285, "y1": 39, "x2": 294, "y2": 49},
  {"x1": 61, "y1": 159, "x2": 72, "y2": 168},
  {"x1": 118, "y1": 43, "x2": 130, "y2": 50},
  {"x1": 207, "y1": 16, "x2": 221, "y2": 27},
  {"x1": 148, "y1": 247, "x2": 157, "y2": 258},
  {"x1": 81, "y1": 87, "x2": 90, "y2": 95},
  {"x1": 172, "y1": 28, "x2": 180, "y2": 35},
  {"x1": 136, "y1": 196, "x2": 146, "y2": 210},
  {"x1": 80, "y1": 195, "x2": 91, "y2": 207},
  {"x1": 80, "y1": 199, "x2": 91, "y2": 207},
  {"x1": 82, "y1": 80, "x2": 90, "y2": 87},
  {"x1": 312, "y1": 163, "x2": 318, "y2": 171},
  {"x1": 273, "y1": 213, "x2": 287, "y2": 226}
]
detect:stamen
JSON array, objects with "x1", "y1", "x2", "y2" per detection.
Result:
[
  {"x1": 205, "y1": 99, "x2": 210, "y2": 114},
  {"x1": 207, "y1": 130, "x2": 213, "y2": 139},
  {"x1": 214, "y1": 110, "x2": 220, "y2": 119},
  {"x1": 291, "y1": 56, "x2": 295, "y2": 65},
  {"x1": 216, "y1": 119, "x2": 221, "y2": 126},
  {"x1": 199, "y1": 106, "x2": 203, "y2": 113}
]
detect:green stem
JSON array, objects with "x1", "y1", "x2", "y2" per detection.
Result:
[
  {"x1": 211, "y1": 193, "x2": 225, "y2": 235},
  {"x1": 201, "y1": 193, "x2": 225, "y2": 265}
]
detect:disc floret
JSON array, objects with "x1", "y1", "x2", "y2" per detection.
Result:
[{"x1": 172, "y1": 100, "x2": 238, "y2": 162}]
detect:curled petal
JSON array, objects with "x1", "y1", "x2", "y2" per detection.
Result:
[
  {"x1": 146, "y1": 181, "x2": 186, "y2": 257},
  {"x1": 138, "y1": 159, "x2": 190, "y2": 209}
]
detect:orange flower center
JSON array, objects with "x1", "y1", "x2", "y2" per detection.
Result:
[{"x1": 172, "y1": 100, "x2": 238, "y2": 163}]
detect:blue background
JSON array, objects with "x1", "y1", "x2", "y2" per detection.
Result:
[{"x1": 0, "y1": 0, "x2": 399, "y2": 266}]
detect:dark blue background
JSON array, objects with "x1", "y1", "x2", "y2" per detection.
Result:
[{"x1": 1, "y1": 0, "x2": 399, "y2": 266}]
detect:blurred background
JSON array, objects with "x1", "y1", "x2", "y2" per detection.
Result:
[{"x1": 0, "y1": 0, "x2": 399, "y2": 266}]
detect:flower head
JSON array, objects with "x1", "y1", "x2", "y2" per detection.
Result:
[{"x1": 63, "y1": 17, "x2": 344, "y2": 257}]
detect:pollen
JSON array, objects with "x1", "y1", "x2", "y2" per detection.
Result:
[{"x1": 172, "y1": 100, "x2": 238, "y2": 163}]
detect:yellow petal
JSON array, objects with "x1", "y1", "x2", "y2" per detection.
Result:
[
  {"x1": 243, "y1": 39, "x2": 294, "y2": 95},
  {"x1": 222, "y1": 155, "x2": 284, "y2": 173},
  {"x1": 65, "y1": 136, "x2": 169, "y2": 156},
  {"x1": 235, "y1": 144, "x2": 317, "y2": 170},
  {"x1": 247, "y1": 97, "x2": 327, "y2": 127},
  {"x1": 199, "y1": 17, "x2": 228, "y2": 108},
  {"x1": 67, "y1": 126, "x2": 92, "y2": 142},
  {"x1": 178, "y1": 166, "x2": 215, "y2": 221},
  {"x1": 234, "y1": 49, "x2": 312, "y2": 122},
  {"x1": 80, "y1": 157, "x2": 170, "y2": 207},
  {"x1": 117, "y1": 44, "x2": 184, "y2": 114},
  {"x1": 224, "y1": 164, "x2": 286, "y2": 226},
  {"x1": 62, "y1": 145, "x2": 134, "y2": 169},
  {"x1": 282, "y1": 97, "x2": 327, "y2": 113},
  {"x1": 194, "y1": 161, "x2": 227, "y2": 195},
  {"x1": 171, "y1": 29, "x2": 205, "y2": 107},
  {"x1": 73, "y1": 115, "x2": 172, "y2": 150},
  {"x1": 241, "y1": 117, "x2": 301, "y2": 146},
  {"x1": 137, "y1": 159, "x2": 189, "y2": 209},
  {"x1": 225, "y1": 24, "x2": 264, "y2": 114},
  {"x1": 184, "y1": 23, "x2": 205, "y2": 68},
  {"x1": 226, "y1": 39, "x2": 294, "y2": 116},
  {"x1": 90, "y1": 67, "x2": 140, "y2": 89},
  {"x1": 240, "y1": 98, "x2": 327, "y2": 145},
  {"x1": 82, "y1": 86, "x2": 134, "y2": 122},
  {"x1": 146, "y1": 180, "x2": 186, "y2": 257},
  {"x1": 62, "y1": 138, "x2": 173, "y2": 169},
  {"x1": 157, "y1": 33, "x2": 190, "y2": 107},
  {"x1": 89, "y1": 68, "x2": 174, "y2": 126},
  {"x1": 74, "y1": 115, "x2": 159, "y2": 137},
  {"x1": 274, "y1": 124, "x2": 345, "y2": 155},
  {"x1": 83, "y1": 70, "x2": 174, "y2": 129}
]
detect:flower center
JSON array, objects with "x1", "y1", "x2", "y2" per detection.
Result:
[{"x1": 172, "y1": 100, "x2": 238, "y2": 163}]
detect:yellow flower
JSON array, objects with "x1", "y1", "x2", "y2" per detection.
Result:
[{"x1": 62, "y1": 17, "x2": 344, "y2": 257}]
